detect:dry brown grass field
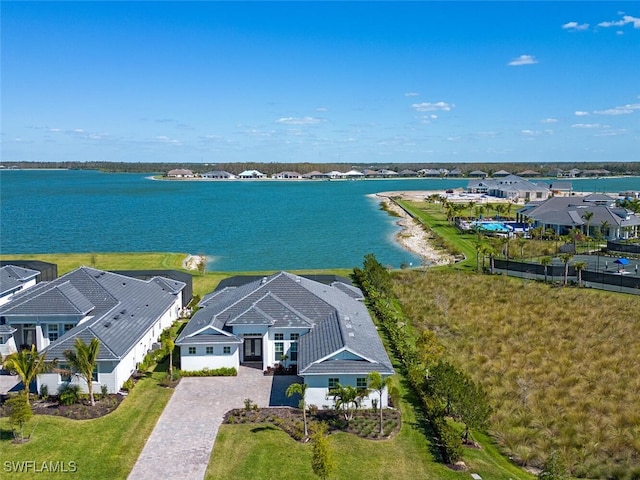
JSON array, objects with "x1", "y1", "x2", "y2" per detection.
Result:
[{"x1": 393, "y1": 269, "x2": 640, "y2": 478}]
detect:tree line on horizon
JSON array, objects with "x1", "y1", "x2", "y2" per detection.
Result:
[{"x1": 3, "y1": 160, "x2": 639, "y2": 177}]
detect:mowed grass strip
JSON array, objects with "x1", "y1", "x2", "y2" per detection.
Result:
[
  {"x1": 0, "y1": 372, "x2": 173, "y2": 479},
  {"x1": 393, "y1": 269, "x2": 640, "y2": 477}
]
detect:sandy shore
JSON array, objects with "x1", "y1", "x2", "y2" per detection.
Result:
[
  {"x1": 182, "y1": 254, "x2": 207, "y2": 271},
  {"x1": 374, "y1": 191, "x2": 455, "y2": 266}
]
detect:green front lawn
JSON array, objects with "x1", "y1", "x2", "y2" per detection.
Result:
[{"x1": 0, "y1": 371, "x2": 173, "y2": 479}]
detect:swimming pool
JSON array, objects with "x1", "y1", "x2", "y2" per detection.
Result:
[{"x1": 471, "y1": 221, "x2": 513, "y2": 233}]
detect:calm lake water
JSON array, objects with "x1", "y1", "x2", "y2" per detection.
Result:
[{"x1": 2, "y1": 170, "x2": 639, "y2": 271}]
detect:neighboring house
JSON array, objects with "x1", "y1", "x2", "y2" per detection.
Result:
[
  {"x1": 302, "y1": 171, "x2": 326, "y2": 180},
  {"x1": 398, "y1": 169, "x2": 418, "y2": 177},
  {"x1": 167, "y1": 169, "x2": 194, "y2": 178},
  {"x1": 448, "y1": 169, "x2": 462, "y2": 177},
  {"x1": 468, "y1": 170, "x2": 488, "y2": 178},
  {"x1": 272, "y1": 171, "x2": 302, "y2": 179},
  {"x1": 377, "y1": 169, "x2": 399, "y2": 178},
  {"x1": 202, "y1": 171, "x2": 237, "y2": 179},
  {"x1": 467, "y1": 175, "x2": 550, "y2": 202},
  {"x1": 324, "y1": 171, "x2": 345, "y2": 179},
  {"x1": 517, "y1": 194, "x2": 640, "y2": 239},
  {"x1": 0, "y1": 265, "x2": 40, "y2": 306},
  {"x1": 547, "y1": 181, "x2": 573, "y2": 196},
  {"x1": 176, "y1": 272, "x2": 394, "y2": 408},
  {"x1": 238, "y1": 170, "x2": 266, "y2": 179},
  {"x1": 492, "y1": 170, "x2": 511, "y2": 177},
  {"x1": 517, "y1": 170, "x2": 541, "y2": 177},
  {"x1": 343, "y1": 170, "x2": 365, "y2": 179},
  {"x1": 418, "y1": 168, "x2": 441, "y2": 177},
  {"x1": 0, "y1": 267, "x2": 185, "y2": 394}
]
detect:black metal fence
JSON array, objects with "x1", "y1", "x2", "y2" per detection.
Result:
[{"x1": 607, "y1": 240, "x2": 640, "y2": 255}]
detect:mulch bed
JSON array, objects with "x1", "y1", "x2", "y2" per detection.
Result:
[
  {"x1": 224, "y1": 407, "x2": 401, "y2": 442},
  {"x1": 0, "y1": 395, "x2": 124, "y2": 420}
]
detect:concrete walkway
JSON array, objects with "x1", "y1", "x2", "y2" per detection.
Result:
[{"x1": 128, "y1": 367, "x2": 298, "y2": 480}]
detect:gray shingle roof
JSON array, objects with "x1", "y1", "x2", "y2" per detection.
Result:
[
  {"x1": 1, "y1": 267, "x2": 184, "y2": 362},
  {"x1": 0, "y1": 265, "x2": 39, "y2": 296},
  {"x1": 179, "y1": 272, "x2": 393, "y2": 376}
]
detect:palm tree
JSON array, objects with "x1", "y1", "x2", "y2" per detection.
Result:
[
  {"x1": 573, "y1": 261, "x2": 587, "y2": 287},
  {"x1": 367, "y1": 372, "x2": 393, "y2": 435},
  {"x1": 560, "y1": 253, "x2": 574, "y2": 286},
  {"x1": 4, "y1": 346, "x2": 52, "y2": 405},
  {"x1": 161, "y1": 328, "x2": 176, "y2": 379},
  {"x1": 329, "y1": 384, "x2": 365, "y2": 422},
  {"x1": 516, "y1": 237, "x2": 527, "y2": 259},
  {"x1": 286, "y1": 382, "x2": 309, "y2": 437},
  {"x1": 600, "y1": 220, "x2": 611, "y2": 240},
  {"x1": 540, "y1": 256, "x2": 552, "y2": 283},
  {"x1": 581, "y1": 211, "x2": 594, "y2": 237},
  {"x1": 64, "y1": 338, "x2": 101, "y2": 406}
]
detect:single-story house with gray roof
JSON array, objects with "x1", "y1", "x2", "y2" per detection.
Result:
[
  {"x1": 517, "y1": 194, "x2": 640, "y2": 240},
  {"x1": 0, "y1": 267, "x2": 185, "y2": 394},
  {"x1": 176, "y1": 272, "x2": 394, "y2": 408},
  {"x1": 0, "y1": 265, "x2": 40, "y2": 307}
]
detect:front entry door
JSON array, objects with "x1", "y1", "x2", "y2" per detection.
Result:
[{"x1": 243, "y1": 338, "x2": 262, "y2": 362}]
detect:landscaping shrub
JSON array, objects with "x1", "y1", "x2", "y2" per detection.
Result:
[
  {"x1": 58, "y1": 384, "x2": 81, "y2": 406},
  {"x1": 121, "y1": 378, "x2": 134, "y2": 392},
  {"x1": 178, "y1": 367, "x2": 236, "y2": 377}
]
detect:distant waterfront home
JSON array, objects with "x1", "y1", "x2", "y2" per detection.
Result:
[
  {"x1": 302, "y1": 171, "x2": 325, "y2": 180},
  {"x1": 344, "y1": 169, "x2": 365, "y2": 179},
  {"x1": 399, "y1": 169, "x2": 418, "y2": 177},
  {"x1": 324, "y1": 171, "x2": 345, "y2": 179},
  {"x1": 417, "y1": 168, "x2": 440, "y2": 177},
  {"x1": 0, "y1": 265, "x2": 39, "y2": 307},
  {"x1": 272, "y1": 171, "x2": 302, "y2": 179},
  {"x1": 467, "y1": 174, "x2": 551, "y2": 202},
  {"x1": 468, "y1": 170, "x2": 488, "y2": 178},
  {"x1": 238, "y1": 169, "x2": 266, "y2": 179},
  {"x1": 0, "y1": 267, "x2": 185, "y2": 394},
  {"x1": 517, "y1": 194, "x2": 640, "y2": 240},
  {"x1": 202, "y1": 170, "x2": 237, "y2": 179},
  {"x1": 167, "y1": 169, "x2": 194, "y2": 178},
  {"x1": 492, "y1": 169, "x2": 511, "y2": 177},
  {"x1": 176, "y1": 272, "x2": 394, "y2": 408}
]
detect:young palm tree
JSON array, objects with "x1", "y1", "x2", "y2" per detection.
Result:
[
  {"x1": 286, "y1": 382, "x2": 309, "y2": 437},
  {"x1": 367, "y1": 372, "x2": 393, "y2": 434},
  {"x1": 4, "y1": 346, "x2": 52, "y2": 405},
  {"x1": 329, "y1": 384, "x2": 364, "y2": 422},
  {"x1": 64, "y1": 338, "x2": 101, "y2": 406},
  {"x1": 540, "y1": 256, "x2": 552, "y2": 283},
  {"x1": 559, "y1": 253, "x2": 574, "y2": 286},
  {"x1": 581, "y1": 211, "x2": 594, "y2": 238},
  {"x1": 573, "y1": 261, "x2": 587, "y2": 287},
  {"x1": 600, "y1": 220, "x2": 610, "y2": 240},
  {"x1": 161, "y1": 329, "x2": 176, "y2": 379}
]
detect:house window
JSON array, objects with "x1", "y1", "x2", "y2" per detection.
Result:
[
  {"x1": 48, "y1": 324, "x2": 59, "y2": 342},
  {"x1": 289, "y1": 341, "x2": 298, "y2": 362},
  {"x1": 274, "y1": 333, "x2": 284, "y2": 341},
  {"x1": 275, "y1": 342, "x2": 284, "y2": 361},
  {"x1": 356, "y1": 377, "x2": 367, "y2": 389},
  {"x1": 59, "y1": 364, "x2": 72, "y2": 383},
  {"x1": 63, "y1": 323, "x2": 75, "y2": 333},
  {"x1": 92, "y1": 365, "x2": 99, "y2": 383},
  {"x1": 328, "y1": 378, "x2": 339, "y2": 389},
  {"x1": 188, "y1": 347, "x2": 196, "y2": 355},
  {"x1": 290, "y1": 333, "x2": 299, "y2": 341},
  {"x1": 223, "y1": 346, "x2": 231, "y2": 355},
  {"x1": 206, "y1": 346, "x2": 214, "y2": 355}
]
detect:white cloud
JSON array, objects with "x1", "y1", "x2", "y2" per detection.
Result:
[
  {"x1": 411, "y1": 101, "x2": 454, "y2": 112},
  {"x1": 276, "y1": 116, "x2": 326, "y2": 125},
  {"x1": 598, "y1": 14, "x2": 640, "y2": 29},
  {"x1": 404, "y1": 92, "x2": 420, "y2": 97},
  {"x1": 575, "y1": 111, "x2": 589, "y2": 116},
  {"x1": 594, "y1": 103, "x2": 640, "y2": 115},
  {"x1": 571, "y1": 123, "x2": 609, "y2": 129},
  {"x1": 541, "y1": 118, "x2": 558, "y2": 124},
  {"x1": 508, "y1": 54, "x2": 538, "y2": 66},
  {"x1": 155, "y1": 135, "x2": 182, "y2": 145},
  {"x1": 562, "y1": 21, "x2": 589, "y2": 31},
  {"x1": 315, "y1": 107, "x2": 329, "y2": 112}
]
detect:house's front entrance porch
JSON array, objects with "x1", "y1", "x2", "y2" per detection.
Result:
[{"x1": 242, "y1": 337, "x2": 262, "y2": 362}]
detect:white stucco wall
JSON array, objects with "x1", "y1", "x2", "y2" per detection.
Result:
[
  {"x1": 304, "y1": 374, "x2": 390, "y2": 410},
  {"x1": 180, "y1": 344, "x2": 240, "y2": 371}
]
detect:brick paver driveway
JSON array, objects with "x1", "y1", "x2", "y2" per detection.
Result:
[{"x1": 128, "y1": 367, "x2": 299, "y2": 480}]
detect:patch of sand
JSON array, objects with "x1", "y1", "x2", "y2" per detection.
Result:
[{"x1": 374, "y1": 192, "x2": 455, "y2": 266}]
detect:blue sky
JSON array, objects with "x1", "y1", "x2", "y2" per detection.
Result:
[{"x1": 1, "y1": 1, "x2": 639, "y2": 164}]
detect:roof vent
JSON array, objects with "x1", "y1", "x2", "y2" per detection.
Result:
[
  {"x1": 104, "y1": 322, "x2": 111, "y2": 328},
  {"x1": 113, "y1": 314, "x2": 120, "y2": 320},
  {"x1": 348, "y1": 332, "x2": 355, "y2": 337},
  {"x1": 261, "y1": 277, "x2": 268, "y2": 284}
]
